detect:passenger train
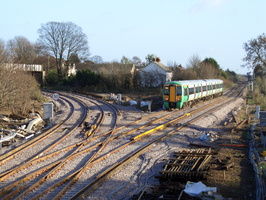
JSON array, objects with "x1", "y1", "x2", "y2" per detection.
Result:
[{"x1": 163, "y1": 79, "x2": 224, "y2": 109}]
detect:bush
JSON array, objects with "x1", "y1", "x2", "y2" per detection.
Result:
[
  {"x1": 0, "y1": 67, "x2": 44, "y2": 116},
  {"x1": 46, "y1": 69, "x2": 59, "y2": 86},
  {"x1": 251, "y1": 82, "x2": 266, "y2": 110},
  {"x1": 75, "y1": 70, "x2": 100, "y2": 87}
]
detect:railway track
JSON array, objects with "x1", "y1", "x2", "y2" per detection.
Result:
[{"x1": 0, "y1": 84, "x2": 246, "y2": 199}]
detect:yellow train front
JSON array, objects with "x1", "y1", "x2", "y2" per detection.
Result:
[{"x1": 163, "y1": 79, "x2": 224, "y2": 109}]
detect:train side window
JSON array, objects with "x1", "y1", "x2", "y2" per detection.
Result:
[
  {"x1": 196, "y1": 86, "x2": 200, "y2": 93},
  {"x1": 164, "y1": 86, "x2": 169, "y2": 95},
  {"x1": 189, "y1": 88, "x2": 194, "y2": 95},
  {"x1": 184, "y1": 88, "x2": 188, "y2": 96},
  {"x1": 203, "y1": 86, "x2": 207, "y2": 91}
]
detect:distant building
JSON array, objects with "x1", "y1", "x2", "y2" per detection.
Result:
[
  {"x1": 3, "y1": 63, "x2": 43, "y2": 71},
  {"x1": 76, "y1": 59, "x2": 173, "y2": 88},
  {"x1": 67, "y1": 63, "x2": 77, "y2": 76},
  {"x1": 140, "y1": 58, "x2": 172, "y2": 87},
  {"x1": 2, "y1": 63, "x2": 45, "y2": 85}
]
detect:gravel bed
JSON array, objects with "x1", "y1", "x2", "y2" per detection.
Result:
[
  {"x1": 0, "y1": 96, "x2": 84, "y2": 175},
  {"x1": 1, "y1": 92, "x2": 245, "y2": 200},
  {"x1": 84, "y1": 96, "x2": 245, "y2": 200}
]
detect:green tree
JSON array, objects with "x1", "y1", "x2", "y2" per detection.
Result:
[
  {"x1": 121, "y1": 55, "x2": 131, "y2": 64},
  {"x1": 145, "y1": 54, "x2": 156, "y2": 64},
  {"x1": 203, "y1": 57, "x2": 221, "y2": 70},
  {"x1": 75, "y1": 70, "x2": 100, "y2": 87},
  {"x1": 46, "y1": 69, "x2": 59, "y2": 86},
  {"x1": 221, "y1": 70, "x2": 228, "y2": 79},
  {"x1": 253, "y1": 64, "x2": 264, "y2": 78}
]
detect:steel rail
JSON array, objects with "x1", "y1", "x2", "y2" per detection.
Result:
[
  {"x1": 1, "y1": 85, "x2": 246, "y2": 199},
  {"x1": 0, "y1": 95, "x2": 88, "y2": 180},
  {"x1": 55, "y1": 87, "x2": 246, "y2": 199},
  {"x1": 0, "y1": 94, "x2": 91, "y2": 200},
  {"x1": 0, "y1": 96, "x2": 75, "y2": 165},
  {"x1": 0, "y1": 100, "x2": 169, "y2": 198},
  {"x1": 52, "y1": 96, "x2": 120, "y2": 199},
  {"x1": 11, "y1": 95, "x2": 105, "y2": 200},
  {"x1": 0, "y1": 109, "x2": 167, "y2": 184},
  {"x1": 0, "y1": 141, "x2": 104, "y2": 198},
  {"x1": 133, "y1": 83, "x2": 246, "y2": 141},
  {"x1": 2, "y1": 93, "x2": 117, "y2": 200},
  {"x1": 53, "y1": 87, "x2": 244, "y2": 199},
  {"x1": 69, "y1": 84, "x2": 246, "y2": 199}
]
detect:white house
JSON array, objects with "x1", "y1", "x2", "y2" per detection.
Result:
[
  {"x1": 140, "y1": 58, "x2": 172, "y2": 87},
  {"x1": 67, "y1": 63, "x2": 77, "y2": 76}
]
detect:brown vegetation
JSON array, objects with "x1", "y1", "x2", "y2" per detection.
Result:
[{"x1": 0, "y1": 67, "x2": 44, "y2": 117}]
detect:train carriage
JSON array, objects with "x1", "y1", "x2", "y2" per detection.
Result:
[{"x1": 163, "y1": 79, "x2": 224, "y2": 109}]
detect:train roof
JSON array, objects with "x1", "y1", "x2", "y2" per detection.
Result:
[{"x1": 165, "y1": 79, "x2": 223, "y2": 86}]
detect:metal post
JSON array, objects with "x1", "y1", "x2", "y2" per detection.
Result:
[
  {"x1": 148, "y1": 101, "x2": 152, "y2": 112},
  {"x1": 118, "y1": 94, "x2": 122, "y2": 105}
]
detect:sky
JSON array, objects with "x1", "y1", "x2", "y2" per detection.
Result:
[{"x1": 0, "y1": 0, "x2": 265, "y2": 75}]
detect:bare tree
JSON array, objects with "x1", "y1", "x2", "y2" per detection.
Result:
[
  {"x1": 132, "y1": 56, "x2": 141, "y2": 65},
  {"x1": 243, "y1": 33, "x2": 266, "y2": 69},
  {"x1": 98, "y1": 62, "x2": 134, "y2": 91},
  {"x1": 0, "y1": 66, "x2": 42, "y2": 116},
  {"x1": 186, "y1": 55, "x2": 220, "y2": 79},
  {"x1": 90, "y1": 55, "x2": 103, "y2": 64},
  {"x1": 0, "y1": 39, "x2": 8, "y2": 64},
  {"x1": 0, "y1": 39, "x2": 43, "y2": 116},
  {"x1": 37, "y1": 21, "x2": 90, "y2": 79},
  {"x1": 7, "y1": 36, "x2": 35, "y2": 64},
  {"x1": 167, "y1": 61, "x2": 180, "y2": 68},
  {"x1": 186, "y1": 54, "x2": 201, "y2": 70},
  {"x1": 197, "y1": 62, "x2": 219, "y2": 79},
  {"x1": 142, "y1": 71, "x2": 165, "y2": 88}
]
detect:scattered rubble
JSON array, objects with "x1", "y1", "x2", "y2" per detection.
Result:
[{"x1": 0, "y1": 114, "x2": 45, "y2": 148}]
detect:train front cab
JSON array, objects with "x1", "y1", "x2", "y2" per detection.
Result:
[{"x1": 163, "y1": 84, "x2": 183, "y2": 109}]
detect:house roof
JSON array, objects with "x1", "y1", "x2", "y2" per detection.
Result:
[
  {"x1": 144, "y1": 61, "x2": 171, "y2": 72},
  {"x1": 154, "y1": 62, "x2": 171, "y2": 72}
]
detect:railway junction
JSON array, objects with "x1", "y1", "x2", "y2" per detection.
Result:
[{"x1": 0, "y1": 84, "x2": 264, "y2": 200}]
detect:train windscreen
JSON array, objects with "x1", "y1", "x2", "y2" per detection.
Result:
[
  {"x1": 164, "y1": 86, "x2": 169, "y2": 95},
  {"x1": 176, "y1": 86, "x2": 182, "y2": 95}
]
